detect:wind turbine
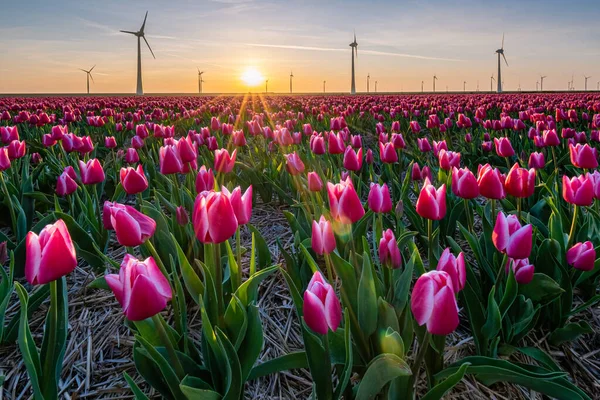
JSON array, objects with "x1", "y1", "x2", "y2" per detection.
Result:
[
  {"x1": 375, "y1": 80, "x2": 378, "y2": 93},
  {"x1": 323, "y1": 80, "x2": 326, "y2": 93},
  {"x1": 433, "y1": 74, "x2": 438, "y2": 92},
  {"x1": 367, "y1": 73, "x2": 370, "y2": 93},
  {"x1": 597, "y1": 81, "x2": 599, "y2": 91},
  {"x1": 536, "y1": 81, "x2": 539, "y2": 91},
  {"x1": 197, "y1": 69, "x2": 204, "y2": 94},
  {"x1": 421, "y1": 81, "x2": 424, "y2": 93},
  {"x1": 540, "y1": 75, "x2": 547, "y2": 91},
  {"x1": 121, "y1": 11, "x2": 155, "y2": 95},
  {"x1": 463, "y1": 81, "x2": 467, "y2": 92},
  {"x1": 490, "y1": 74, "x2": 495, "y2": 92},
  {"x1": 495, "y1": 34, "x2": 508, "y2": 93},
  {"x1": 570, "y1": 74, "x2": 575, "y2": 91},
  {"x1": 265, "y1": 79, "x2": 269, "y2": 93},
  {"x1": 79, "y1": 65, "x2": 96, "y2": 94},
  {"x1": 290, "y1": 71, "x2": 294, "y2": 94},
  {"x1": 349, "y1": 32, "x2": 358, "y2": 94},
  {"x1": 584, "y1": 75, "x2": 591, "y2": 91},
  {"x1": 477, "y1": 80, "x2": 479, "y2": 92}
]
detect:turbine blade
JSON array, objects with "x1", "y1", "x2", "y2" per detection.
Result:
[
  {"x1": 120, "y1": 30, "x2": 137, "y2": 35},
  {"x1": 501, "y1": 33, "x2": 504, "y2": 49},
  {"x1": 79, "y1": 69, "x2": 87, "y2": 72},
  {"x1": 143, "y1": 36, "x2": 156, "y2": 59},
  {"x1": 89, "y1": 73, "x2": 95, "y2": 83},
  {"x1": 89, "y1": 65, "x2": 96, "y2": 72},
  {"x1": 141, "y1": 11, "x2": 148, "y2": 32},
  {"x1": 502, "y1": 53, "x2": 508, "y2": 67}
]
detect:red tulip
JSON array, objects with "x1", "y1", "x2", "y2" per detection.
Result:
[
  {"x1": 177, "y1": 136, "x2": 197, "y2": 163},
  {"x1": 125, "y1": 148, "x2": 140, "y2": 164},
  {"x1": 105, "y1": 254, "x2": 172, "y2": 321},
  {"x1": 159, "y1": 144, "x2": 183, "y2": 175},
  {"x1": 567, "y1": 241, "x2": 596, "y2": 271},
  {"x1": 131, "y1": 136, "x2": 144, "y2": 149},
  {"x1": 451, "y1": 167, "x2": 479, "y2": 199},
  {"x1": 542, "y1": 129, "x2": 560, "y2": 146},
  {"x1": 477, "y1": 164, "x2": 506, "y2": 199},
  {"x1": 310, "y1": 135, "x2": 326, "y2": 155},
  {"x1": 416, "y1": 178, "x2": 446, "y2": 221},
  {"x1": 433, "y1": 140, "x2": 447, "y2": 157},
  {"x1": 436, "y1": 248, "x2": 466, "y2": 292},
  {"x1": 505, "y1": 258, "x2": 534, "y2": 284},
  {"x1": 311, "y1": 216, "x2": 336, "y2": 255},
  {"x1": 343, "y1": 146, "x2": 363, "y2": 171},
  {"x1": 0, "y1": 148, "x2": 10, "y2": 171},
  {"x1": 303, "y1": 271, "x2": 342, "y2": 335},
  {"x1": 327, "y1": 177, "x2": 365, "y2": 224},
  {"x1": 562, "y1": 174, "x2": 594, "y2": 206},
  {"x1": 0, "y1": 126, "x2": 18, "y2": 143},
  {"x1": 42, "y1": 134, "x2": 56, "y2": 147},
  {"x1": 328, "y1": 132, "x2": 345, "y2": 154},
  {"x1": 103, "y1": 202, "x2": 156, "y2": 247},
  {"x1": 285, "y1": 152, "x2": 305, "y2": 175},
  {"x1": 505, "y1": 163, "x2": 535, "y2": 198},
  {"x1": 528, "y1": 152, "x2": 545, "y2": 169},
  {"x1": 569, "y1": 143, "x2": 598, "y2": 169},
  {"x1": 438, "y1": 149, "x2": 461, "y2": 171},
  {"x1": 79, "y1": 159, "x2": 105, "y2": 185},
  {"x1": 222, "y1": 185, "x2": 253, "y2": 225},
  {"x1": 196, "y1": 166, "x2": 215, "y2": 193},
  {"x1": 365, "y1": 149, "x2": 374, "y2": 164},
  {"x1": 308, "y1": 172, "x2": 323, "y2": 192},
  {"x1": 105, "y1": 136, "x2": 117, "y2": 149},
  {"x1": 214, "y1": 149, "x2": 236, "y2": 173},
  {"x1": 7, "y1": 140, "x2": 26, "y2": 160},
  {"x1": 379, "y1": 229, "x2": 401, "y2": 269},
  {"x1": 192, "y1": 191, "x2": 238, "y2": 244},
  {"x1": 492, "y1": 212, "x2": 532, "y2": 259},
  {"x1": 25, "y1": 220, "x2": 77, "y2": 285},
  {"x1": 56, "y1": 169, "x2": 78, "y2": 196},
  {"x1": 417, "y1": 138, "x2": 432, "y2": 153},
  {"x1": 379, "y1": 142, "x2": 398, "y2": 163},
  {"x1": 368, "y1": 183, "x2": 392, "y2": 213},
  {"x1": 120, "y1": 165, "x2": 148, "y2": 195},
  {"x1": 411, "y1": 270, "x2": 459, "y2": 335},
  {"x1": 494, "y1": 137, "x2": 515, "y2": 157}
]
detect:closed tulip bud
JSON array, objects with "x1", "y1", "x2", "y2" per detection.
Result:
[
  {"x1": 222, "y1": 185, "x2": 252, "y2": 225},
  {"x1": 477, "y1": 164, "x2": 506, "y2": 199},
  {"x1": 505, "y1": 163, "x2": 536, "y2": 198},
  {"x1": 379, "y1": 229, "x2": 401, "y2": 269},
  {"x1": 452, "y1": 167, "x2": 479, "y2": 199},
  {"x1": 25, "y1": 220, "x2": 77, "y2": 285},
  {"x1": 438, "y1": 149, "x2": 461, "y2": 171},
  {"x1": 391, "y1": 133, "x2": 406, "y2": 149},
  {"x1": 567, "y1": 241, "x2": 596, "y2": 271},
  {"x1": 391, "y1": 121, "x2": 400, "y2": 132},
  {"x1": 409, "y1": 121, "x2": 421, "y2": 133},
  {"x1": 196, "y1": 165, "x2": 215, "y2": 193},
  {"x1": 285, "y1": 152, "x2": 305, "y2": 175},
  {"x1": 206, "y1": 136, "x2": 218, "y2": 151},
  {"x1": 494, "y1": 137, "x2": 515, "y2": 157},
  {"x1": 159, "y1": 145, "x2": 183, "y2": 175},
  {"x1": 0, "y1": 148, "x2": 11, "y2": 171},
  {"x1": 0, "y1": 241, "x2": 6, "y2": 265},
  {"x1": 131, "y1": 135, "x2": 144, "y2": 149},
  {"x1": 562, "y1": 174, "x2": 594, "y2": 206},
  {"x1": 368, "y1": 183, "x2": 392, "y2": 213},
  {"x1": 77, "y1": 136, "x2": 94, "y2": 154},
  {"x1": 308, "y1": 171, "x2": 323, "y2": 192},
  {"x1": 482, "y1": 141, "x2": 493, "y2": 152},
  {"x1": 120, "y1": 165, "x2": 148, "y2": 195},
  {"x1": 343, "y1": 146, "x2": 363, "y2": 171},
  {"x1": 433, "y1": 140, "x2": 447, "y2": 157},
  {"x1": 232, "y1": 130, "x2": 247, "y2": 147},
  {"x1": 365, "y1": 149, "x2": 374, "y2": 164},
  {"x1": 124, "y1": 148, "x2": 139, "y2": 164},
  {"x1": 465, "y1": 133, "x2": 472, "y2": 143},
  {"x1": 176, "y1": 206, "x2": 189, "y2": 226},
  {"x1": 303, "y1": 123, "x2": 313, "y2": 136},
  {"x1": 492, "y1": 212, "x2": 532, "y2": 259},
  {"x1": 436, "y1": 248, "x2": 466, "y2": 291},
  {"x1": 327, "y1": 177, "x2": 365, "y2": 224},
  {"x1": 328, "y1": 132, "x2": 345, "y2": 154},
  {"x1": 351, "y1": 134, "x2": 362, "y2": 148},
  {"x1": 192, "y1": 191, "x2": 238, "y2": 243},
  {"x1": 104, "y1": 136, "x2": 117, "y2": 148},
  {"x1": 542, "y1": 129, "x2": 560, "y2": 146},
  {"x1": 569, "y1": 143, "x2": 598, "y2": 169},
  {"x1": 528, "y1": 152, "x2": 545, "y2": 169},
  {"x1": 78, "y1": 159, "x2": 105, "y2": 185},
  {"x1": 56, "y1": 169, "x2": 78, "y2": 196},
  {"x1": 177, "y1": 137, "x2": 197, "y2": 163},
  {"x1": 411, "y1": 270, "x2": 459, "y2": 335},
  {"x1": 106, "y1": 255, "x2": 172, "y2": 321},
  {"x1": 135, "y1": 124, "x2": 149, "y2": 139},
  {"x1": 7, "y1": 140, "x2": 26, "y2": 160},
  {"x1": 214, "y1": 148, "x2": 236, "y2": 173},
  {"x1": 104, "y1": 202, "x2": 156, "y2": 246},
  {"x1": 310, "y1": 135, "x2": 326, "y2": 155},
  {"x1": 411, "y1": 163, "x2": 423, "y2": 181},
  {"x1": 303, "y1": 271, "x2": 342, "y2": 335},
  {"x1": 416, "y1": 178, "x2": 447, "y2": 221},
  {"x1": 505, "y1": 258, "x2": 535, "y2": 284},
  {"x1": 42, "y1": 134, "x2": 57, "y2": 147},
  {"x1": 311, "y1": 216, "x2": 336, "y2": 255},
  {"x1": 379, "y1": 141, "x2": 398, "y2": 163}
]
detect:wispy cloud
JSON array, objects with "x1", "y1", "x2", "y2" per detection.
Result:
[
  {"x1": 244, "y1": 43, "x2": 463, "y2": 62},
  {"x1": 76, "y1": 17, "x2": 119, "y2": 36}
]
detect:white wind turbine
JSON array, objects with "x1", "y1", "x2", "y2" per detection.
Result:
[
  {"x1": 350, "y1": 32, "x2": 358, "y2": 94},
  {"x1": 584, "y1": 75, "x2": 591, "y2": 91},
  {"x1": 290, "y1": 71, "x2": 294, "y2": 94},
  {"x1": 495, "y1": 34, "x2": 508, "y2": 93},
  {"x1": 540, "y1": 75, "x2": 547, "y2": 91},
  {"x1": 433, "y1": 74, "x2": 438, "y2": 92},
  {"x1": 490, "y1": 74, "x2": 495, "y2": 92},
  {"x1": 79, "y1": 65, "x2": 96, "y2": 94},
  {"x1": 367, "y1": 73, "x2": 370, "y2": 93},
  {"x1": 197, "y1": 69, "x2": 204, "y2": 94},
  {"x1": 375, "y1": 80, "x2": 378, "y2": 93},
  {"x1": 120, "y1": 11, "x2": 155, "y2": 95},
  {"x1": 463, "y1": 80, "x2": 467, "y2": 92}
]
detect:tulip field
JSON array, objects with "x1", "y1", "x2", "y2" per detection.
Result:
[{"x1": 1, "y1": 93, "x2": 600, "y2": 399}]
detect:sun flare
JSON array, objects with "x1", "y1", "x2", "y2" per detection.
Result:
[{"x1": 241, "y1": 67, "x2": 264, "y2": 87}]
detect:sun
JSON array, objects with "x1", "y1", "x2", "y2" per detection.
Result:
[{"x1": 241, "y1": 67, "x2": 264, "y2": 87}]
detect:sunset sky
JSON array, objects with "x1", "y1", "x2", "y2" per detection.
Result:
[{"x1": 1, "y1": 0, "x2": 599, "y2": 94}]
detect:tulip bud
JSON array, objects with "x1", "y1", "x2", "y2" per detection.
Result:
[
  {"x1": 477, "y1": 164, "x2": 506, "y2": 200},
  {"x1": 451, "y1": 167, "x2": 479, "y2": 199},
  {"x1": 214, "y1": 148, "x2": 236, "y2": 173},
  {"x1": 104, "y1": 136, "x2": 117, "y2": 149},
  {"x1": 416, "y1": 178, "x2": 446, "y2": 221},
  {"x1": 308, "y1": 172, "x2": 323, "y2": 192},
  {"x1": 78, "y1": 159, "x2": 105, "y2": 185},
  {"x1": 379, "y1": 229, "x2": 401, "y2": 269},
  {"x1": 222, "y1": 185, "x2": 253, "y2": 225},
  {"x1": 436, "y1": 248, "x2": 466, "y2": 292},
  {"x1": 411, "y1": 270, "x2": 459, "y2": 335},
  {"x1": 176, "y1": 206, "x2": 189, "y2": 226},
  {"x1": 438, "y1": 149, "x2": 461, "y2": 171},
  {"x1": 285, "y1": 152, "x2": 305, "y2": 175},
  {"x1": 567, "y1": 241, "x2": 596, "y2": 271},
  {"x1": 196, "y1": 165, "x2": 215, "y2": 193},
  {"x1": 395, "y1": 200, "x2": 404, "y2": 218},
  {"x1": 159, "y1": 144, "x2": 183, "y2": 175},
  {"x1": 303, "y1": 271, "x2": 342, "y2": 335},
  {"x1": 505, "y1": 258, "x2": 535, "y2": 284},
  {"x1": 562, "y1": 174, "x2": 594, "y2": 206},
  {"x1": 56, "y1": 168, "x2": 78, "y2": 196},
  {"x1": 343, "y1": 146, "x2": 363, "y2": 171},
  {"x1": 103, "y1": 202, "x2": 157, "y2": 247},
  {"x1": 192, "y1": 191, "x2": 238, "y2": 243},
  {"x1": 492, "y1": 212, "x2": 532, "y2": 259},
  {"x1": 528, "y1": 152, "x2": 545, "y2": 169},
  {"x1": 494, "y1": 137, "x2": 515, "y2": 157},
  {"x1": 311, "y1": 216, "x2": 336, "y2": 255},
  {"x1": 365, "y1": 149, "x2": 374, "y2": 164},
  {"x1": 379, "y1": 142, "x2": 398, "y2": 164},
  {"x1": 120, "y1": 164, "x2": 148, "y2": 195},
  {"x1": 569, "y1": 143, "x2": 598, "y2": 169},
  {"x1": 504, "y1": 163, "x2": 535, "y2": 198},
  {"x1": 327, "y1": 178, "x2": 365, "y2": 224},
  {"x1": 368, "y1": 183, "x2": 392, "y2": 213}
]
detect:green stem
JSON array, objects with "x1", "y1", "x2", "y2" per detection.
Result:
[
  {"x1": 324, "y1": 252, "x2": 334, "y2": 284},
  {"x1": 152, "y1": 314, "x2": 185, "y2": 379},
  {"x1": 213, "y1": 243, "x2": 224, "y2": 321},
  {"x1": 517, "y1": 197, "x2": 522, "y2": 223},
  {"x1": 491, "y1": 199, "x2": 497, "y2": 225},
  {"x1": 235, "y1": 227, "x2": 242, "y2": 290},
  {"x1": 427, "y1": 219, "x2": 434, "y2": 269},
  {"x1": 463, "y1": 199, "x2": 473, "y2": 232},
  {"x1": 567, "y1": 205, "x2": 578, "y2": 249},
  {"x1": 411, "y1": 331, "x2": 431, "y2": 384}
]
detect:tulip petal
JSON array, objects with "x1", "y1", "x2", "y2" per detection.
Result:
[
  {"x1": 303, "y1": 291, "x2": 328, "y2": 335},
  {"x1": 324, "y1": 289, "x2": 342, "y2": 332},
  {"x1": 411, "y1": 275, "x2": 434, "y2": 326},
  {"x1": 25, "y1": 232, "x2": 41, "y2": 285},
  {"x1": 506, "y1": 225, "x2": 532, "y2": 260},
  {"x1": 426, "y1": 286, "x2": 459, "y2": 335},
  {"x1": 125, "y1": 274, "x2": 168, "y2": 321}
]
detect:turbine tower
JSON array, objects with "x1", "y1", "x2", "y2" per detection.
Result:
[
  {"x1": 540, "y1": 75, "x2": 547, "y2": 91},
  {"x1": 463, "y1": 81, "x2": 467, "y2": 92},
  {"x1": 349, "y1": 32, "x2": 358, "y2": 94},
  {"x1": 495, "y1": 34, "x2": 508, "y2": 93},
  {"x1": 323, "y1": 80, "x2": 326, "y2": 93},
  {"x1": 367, "y1": 73, "x2": 370, "y2": 93},
  {"x1": 197, "y1": 69, "x2": 204, "y2": 94},
  {"x1": 290, "y1": 71, "x2": 294, "y2": 94},
  {"x1": 584, "y1": 75, "x2": 591, "y2": 91},
  {"x1": 120, "y1": 11, "x2": 155, "y2": 95},
  {"x1": 421, "y1": 81, "x2": 424, "y2": 93},
  {"x1": 490, "y1": 74, "x2": 495, "y2": 92},
  {"x1": 433, "y1": 74, "x2": 438, "y2": 92},
  {"x1": 536, "y1": 81, "x2": 539, "y2": 91},
  {"x1": 79, "y1": 65, "x2": 96, "y2": 94},
  {"x1": 375, "y1": 80, "x2": 378, "y2": 93},
  {"x1": 265, "y1": 79, "x2": 269, "y2": 93}
]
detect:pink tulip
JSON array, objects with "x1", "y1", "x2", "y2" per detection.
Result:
[
  {"x1": 196, "y1": 166, "x2": 215, "y2": 193},
  {"x1": 416, "y1": 178, "x2": 446, "y2": 221},
  {"x1": 192, "y1": 191, "x2": 238, "y2": 244},
  {"x1": 177, "y1": 137, "x2": 197, "y2": 163},
  {"x1": 438, "y1": 149, "x2": 461, "y2": 171},
  {"x1": 42, "y1": 134, "x2": 56, "y2": 147},
  {"x1": 159, "y1": 145, "x2": 183, "y2": 175},
  {"x1": 542, "y1": 129, "x2": 560, "y2": 146},
  {"x1": 56, "y1": 169, "x2": 78, "y2": 196},
  {"x1": 136, "y1": 124, "x2": 149, "y2": 139},
  {"x1": 451, "y1": 167, "x2": 479, "y2": 199},
  {"x1": 120, "y1": 165, "x2": 148, "y2": 195},
  {"x1": 214, "y1": 149, "x2": 237, "y2": 173},
  {"x1": 477, "y1": 164, "x2": 506, "y2": 199},
  {"x1": 343, "y1": 146, "x2": 363, "y2": 171},
  {"x1": 0, "y1": 148, "x2": 10, "y2": 171},
  {"x1": 417, "y1": 138, "x2": 432, "y2": 153},
  {"x1": 0, "y1": 126, "x2": 18, "y2": 143},
  {"x1": 567, "y1": 241, "x2": 596, "y2": 271},
  {"x1": 327, "y1": 177, "x2": 365, "y2": 224},
  {"x1": 492, "y1": 212, "x2": 532, "y2": 259},
  {"x1": 311, "y1": 216, "x2": 336, "y2": 255},
  {"x1": 433, "y1": 140, "x2": 447, "y2": 157},
  {"x1": 105, "y1": 136, "x2": 117, "y2": 149},
  {"x1": 303, "y1": 271, "x2": 342, "y2": 335},
  {"x1": 222, "y1": 185, "x2": 253, "y2": 225},
  {"x1": 310, "y1": 135, "x2": 326, "y2": 155},
  {"x1": 285, "y1": 152, "x2": 305, "y2": 175},
  {"x1": 379, "y1": 229, "x2": 401, "y2": 269},
  {"x1": 131, "y1": 136, "x2": 144, "y2": 149},
  {"x1": 105, "y1": 254, "x2": 172, "y2": 321},
  {"x1": 409, "y1": 121, "x2": 421, "y2": 133},
  {"x1": 504, "y1": 163, "x2": 535, "y2": 198},
  {"x1": 569, "y1": 143, "x2": 598, "y2": 169},
  {"x1": 391, "y1": 133, "x2": 406, "y2": 149},
  {"x1": 125, "y1": 148, "x2": 140, "y2": 164},
  {"x1": 494, "y1": 137, "x2": 515, "y2": 157},
  {"x1": 562, "y1": 174, "x2": 594, "y2": 206},
  {"x1": 436, "y1": 248, "x2": 466, "y2": 292},
  {"x1": 103, "y1": 202, "x2": 156, "y2": 246},
  {"x1": 411, "y1": 270, "x2": 459, "y2": 335},
  {"x1": 7, "y1": 140, "x2": 26, "y2": 160},
  {"x1": 365, "y1": 149, "x2": 374, "y2": 164},
  {"x1": 176, "y1": 206, "x2": 189, "y2": 226},
  {"x1": 25, "y1": 220, "x2": 77, "y2": 285},
  {"x1": 308, "y1": 172, "x2": 323, "y2": 192},
  {"x1": 79, "y1": 159, "x2": 105, "y2": 185},
  {"x1": 528, "y1": 152, "x2": 545, "y2": 169},
  {"x1": 379, "y1": 141, "x2": 398, "y2": 163},
  {"x1": 328, "y1": 132, "x2": 345, "y2": 154},
  {"x1": 368, "y1": 183, "x2": 392, "y2": 213},
  {"x1": 505, "y1": 258, "x2": 535, "y2": 284}
]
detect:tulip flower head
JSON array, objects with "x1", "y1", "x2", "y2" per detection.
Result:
[
  {"x1": 222, "y1": 185, "x2": 253, "y2": 225},
  {"x1": 494, "y1": 137, "x2": 515, "y2": 157},
  {"x1": 285, "y1": 152, "x2": 305, "y2": 175},
  {"x1": 327, "y1": 177, "x2": 365, "y2": 224},
  {"x1": 416, "y1": 178, "x2": 447, "y2": 221},
  {"x1": 477, "y1": 164, "x2": 506, "y2": 200},
  {"x1": 504, "y1": 163, "x2": 535, "y2": 198},
  {"x1": 311, "y1": 216, "x2": 336, "y2": 255},
  {"x1": 343, "y1": 146, "x2": 363, "y2": 171},
  {"x1": 411, "y1": 270, "x2": 459, "y2": 335},
  {"x1": 192, "y1": 191, "x2": 238, "y2": 244},
  {"x1": 451, "y1": 167, "x2": 479, "y2": 199},
  {"x1": 120, "y1": 164, "x2": 148, "y2": 195},
  {"x1": 379, "y1": 229, "x2": 401, "y2": 269},
  {"x1": 436, "y1": 248, "x2": 466, "y2": 292},
  {"x1": 307, "y1": 171, "x2": 323, "y2": 192},
  {"x1": 567, "y1": 241, "x2": 596, "y2": 271},
  {"x1": 302, "y1": 271, "x2": 342, "y2": 335},
  {"x1": 368, "y1": 183, "x2": 392, "y2": 213},
  {"x1": 569, "y1": 143, "x2": 598, "y2": 169},
  {"x1": 562, "y1": 174, "x2": 594, "y2": 206},
  {"x1": 492, "y1": 212, "x2": 532, "y2": 260},
  {"x1": 214, "y1": 148, "x2": 237, "y2": 173},
  {"x1": 79, "y1": 159, "x2": 105, "y2": 185},
  {"x1": 196, "y1": 165, "x2": 215, "y2": 193},
  {"x1": 505, "y1": 258, "x2": 535, "y2": 284},
  {"x1": 103, "y1": 202, "x2": 157, "y2": 247}
]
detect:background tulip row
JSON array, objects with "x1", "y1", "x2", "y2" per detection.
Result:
[{"x1": 0, "y1": 93, "x2": 599, "y2": 399}]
